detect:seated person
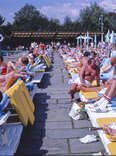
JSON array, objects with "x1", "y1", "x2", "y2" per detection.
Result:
[
  {"x1": 79, "y1": 57, "x2": 116, "y2": 112},
  {"x1": 80, "y1": 56, "x2": 116, "y2": 93},
  {"x1": 68, "y1": 58, "x2": 100, "y2": 102},
  {"x1": 89, "y1": 78, "x2": 116, "y2": 112},
  {"x1": 0, "y1": 56, "x2": 7, "y2": 74}
]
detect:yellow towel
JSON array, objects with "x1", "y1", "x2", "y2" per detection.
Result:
[
  {"x1": 80, "y1": 80, "x2": 98, "y2": 99},
  {"x1": 97, "y1": 117, "x2": 116, "y2": 155},
  {"x1": 6, "y1": 86, "x2": 28, "y2": 126},
  {"x1": 19, "y1": 81, "x2": 35, "y2": 112},
  {"x1": 108, "y1": 143, "x2": 116, "y2": 155},
  {"x1": 17, "y1": 89, "x2": 35, "y2": 125},
  {"x1": 69, "y1": 68, "x2": 79, "y2": 74},
  {"x1": 6, "y1": 77, "x2": 18, "y2": 89},
  {"x1": 41, "y1": 55, "x2": 51, "y2": 68},
  {"x1": 6, "y1": 80, "x2": 35, "y2": 126},
  {"x1": 80, "y1": 90, "x2": 98, "y2": 99},
  {"x1": 97, "y1": 117, "x2": 116, "y2": 140}
]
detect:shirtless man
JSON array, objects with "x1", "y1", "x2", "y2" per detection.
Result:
[
  {"x1": 77, "y1": 57, "x2": 116, "y2": 112},
  {"x1": 79, "y1": 51, "x2": 90, "y2": 67},
  {"x1": 68, "y1": 58, "x2": 100, "y2": 102}
]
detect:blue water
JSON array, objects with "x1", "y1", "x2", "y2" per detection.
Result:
[{"x1": 1, "y1": 50, "x2": 23, "y2": 57}]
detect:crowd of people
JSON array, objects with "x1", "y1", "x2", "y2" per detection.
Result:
[
  {"x1": 58, "y1": 41, "x2": 116, "y2": 113},
  {"x1": 0, "y1": 41, "x2": 52, "y2": 99},
  {"x1": 1, "y1": 40, "x2": 116, "y2": 115},
  {"x1": 0, "y1": 39, "x2": 116, "y2": 154}
]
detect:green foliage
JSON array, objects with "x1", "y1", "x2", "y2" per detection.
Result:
[
  {"x1": 79, "y1": 2, "x2": 105, "y2": 32},
  {"x1": 1, "y1": 2, "x2": 116, "y2": 34},
  {"x1": 106, "y1": 12, "x2": 116, "y2": 32},
  {"x1": 63, "y1": 16, "x2": 73, "y2": 31},
  {"x1": 13, "y1": 4, "x2": 46, "y2": 31}
]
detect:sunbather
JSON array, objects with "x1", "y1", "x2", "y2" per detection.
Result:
[
  {"x1": 81, "y1": 57, "x2": 116, "y2": 112},
  {"x1": 68, "y1": 58, "x2": 100, "y2": 102},
  {"x1": 0, "y1": 71, "x2": 25, "y2": 93}
]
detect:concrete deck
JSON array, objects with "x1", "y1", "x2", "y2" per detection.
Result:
[{"x1": 15, "y1": 53, "x2": 105, "y2": 156}]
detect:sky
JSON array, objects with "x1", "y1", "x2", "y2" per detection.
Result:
[{"x1": 0, "y1": 0, "x2": 116, "y2": 24}]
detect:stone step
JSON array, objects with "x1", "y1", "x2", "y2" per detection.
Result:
[
  {"x1": 39, "y1": 90, "x2": 69, "y2": 94},
  {"x1": 40, "y1": 87, "x2": 69, "y2": 92},
  {"x1": 69, "y1": 138, "x2": 104, "y2": 154},
  {"x1": 45, "y1": 128, "x2": 98, "y2": 139},
  {"x1": 40, "y1": 138, "x2": 68, "y2": 155},
  {"x1": 16, "y1": 54, "x2": 105, "y2": 156},
  {"x1": 48, "y1": 94, "x2": 70, "y2": 99},
  {"x1": 35, "y1": 104, "x2": 71, "y2": 122},
  {"x1": 33, "y1": 121, "x2": 72, "y2": 130},
  {"x1": 73, "y1": 120, "x2": 92, "y2": 129},
  {"x1": 38, "y1": 98, "x2": 71, "y2": 104}
]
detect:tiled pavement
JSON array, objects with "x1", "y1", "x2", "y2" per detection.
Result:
[{"x1": 15, "y1": 53, "x2": 105, "y2": 156}]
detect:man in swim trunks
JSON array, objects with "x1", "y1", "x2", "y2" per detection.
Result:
[
  {"x1": 78, "y1": 57, "x2": 116, "y2": 112},
  {"x1": 68, "y1": 58, "x2": 100, "y2": 102}
]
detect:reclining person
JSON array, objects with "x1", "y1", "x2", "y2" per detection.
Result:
[
  {"x1": 7, "y1": 57, "x2": 26, "y2": 73},
  {"x1": 89, "y1": 77, "x2": 116, "y2": 112},
  {"x1": 68, "y1": 58, "x2": 100, "y2": 102},
  {"x1": 0, "y1": 71, "x2": 25, "y2": 93}
]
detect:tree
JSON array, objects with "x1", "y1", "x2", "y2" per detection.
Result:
[
  {"x1": 63, "y1": 16, "x2": 73, "y2": 31},
  {"x1": 13, "y1": 4, "x2": 44, "y2": 31},
  {"x1": 106, "y1": 12, "x2": 116, "y2": 32},
  {"x1": 79, "y1": 2, "x2": 105, "y2": 32},
  {"x1": 47, "y1": 18, "x2": 60, "y2": 32},
  {"x1": 72, "y1": 20, "x2": 81, "y2": 32}
]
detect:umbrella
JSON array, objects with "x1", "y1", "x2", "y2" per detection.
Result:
[
  {"x1": 105, "y1": 30, "x2": 110, "y2": 43},
  {"x1": 110, "y1": 31, "x2": 115, "y2": 44},
  {"x1": 76, "y1": 36, "x2": 84, "y2": 39}
]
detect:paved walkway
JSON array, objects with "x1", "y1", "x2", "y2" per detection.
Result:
[{"x1": 16, "y1": 53, "x2": 105, "y2": 156}]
